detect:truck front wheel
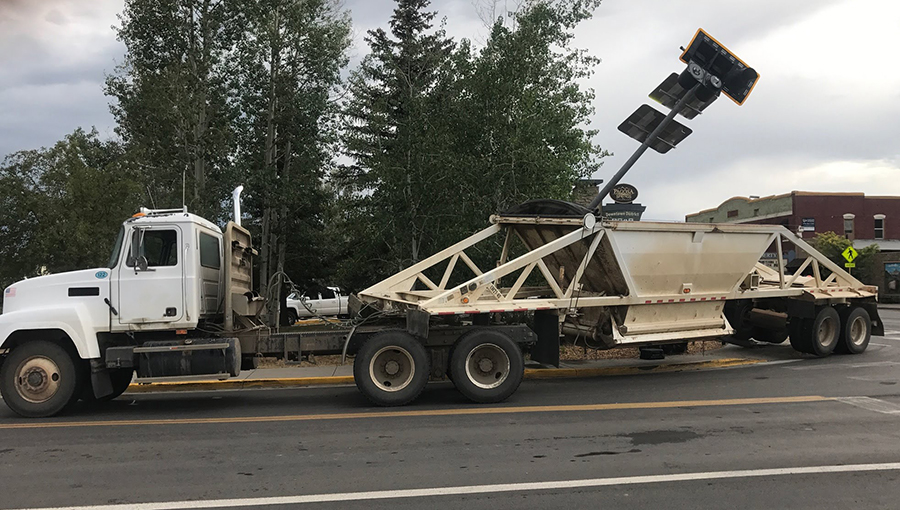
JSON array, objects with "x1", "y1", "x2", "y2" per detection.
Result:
[
  {"x1": 0, "y1": 341, "x2": 79, "y2": 418},
  {"x1": 354, "y1": 331, "x2": 429, "y2": 406},
  {"x1": 450, "y1": 329, "x2": 524, "y2": 404}
]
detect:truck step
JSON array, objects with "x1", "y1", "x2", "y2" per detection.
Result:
[{"x1": 135, "y1": 373, "x2": 231, "y2": 384}]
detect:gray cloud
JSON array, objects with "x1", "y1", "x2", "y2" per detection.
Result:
[{"x1": 1, "y1": 0, "x2": 896, "y2": 223}]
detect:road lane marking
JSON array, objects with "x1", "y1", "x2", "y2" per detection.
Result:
[
  {"x1": 0, "y1": 395, "x2": 831, "y2": 430},
  {"x1": 785, "y1": 361, "x2": 900, "y2": 371},
  {"x1": 836, "y1": 396, "x2": 900, "y2": 415},
  {"x1": 10, "y1": 462, "x2": 900, "y2": 510}
]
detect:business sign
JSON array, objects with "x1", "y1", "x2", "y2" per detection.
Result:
[
  {"x1": 603, "y1": 203, "x2": 646, "y2": 221},
  {"x1": 800, "y1": 218, "x2": 815, "y2": 232},
  {"x1": 610, "y1": 184, "x2": 639, "y2": 204}
]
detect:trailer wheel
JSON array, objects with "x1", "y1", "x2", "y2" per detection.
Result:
[
  {"x1": 724, "y1": 300, "x2": 754, "y2": 341},
  {"x1": 836, "y1": 306, "x2": 871, "y2": 354},
  {"x1": 752, "y1": 327, "x2": 788, "y2": 344},
  {"x1": 450, "y1": 329, "x2": 524, "y2": 404},
  {"x1": 354, "y1": 331, "x2": 429, "y2": 406},
  {"x1": 790, "y1": 307, "x2": 840, "y2": 357},
  {"x1": 0, "y1": 341, "x2": 79, "y2": 418}
]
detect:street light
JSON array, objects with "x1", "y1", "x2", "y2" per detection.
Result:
[{"x1": 587, "y1": 29, "x2": 758, "y2": 212}]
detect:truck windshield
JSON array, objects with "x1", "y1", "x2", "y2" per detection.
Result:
[{"x1": 107, "y1": 227, "x2": 124, "y2": 268}]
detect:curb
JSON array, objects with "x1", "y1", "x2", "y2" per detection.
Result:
[{"x1": 124, "y1": 357, "x2": 765, "y2": 394}]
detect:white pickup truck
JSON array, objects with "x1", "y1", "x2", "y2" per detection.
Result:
[{"x1": 285, "y1": 286, "x2": 349, "y2": 323}]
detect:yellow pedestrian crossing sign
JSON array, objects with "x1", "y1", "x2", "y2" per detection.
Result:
[{"x1": 842, "y1": 246, "x2": 859, "y2": 263}]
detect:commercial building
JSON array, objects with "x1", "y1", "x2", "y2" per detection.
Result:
[
  {"x1": 685, "y1": 191, "x2": 900, "y2": 301},
  {"x1": 686, "y1": 191, "x2": 900, "y2": 247}
]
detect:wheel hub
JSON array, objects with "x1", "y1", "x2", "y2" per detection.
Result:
[
  {"x1": 368, "y1": 346, "x2": 415, "y2": 393},
  {"x1": 15, "y1": 356, "x2": 61, "y2": 404},
  {"x1": 465, "y1": 343, "x2": 511, "y2": 390},
  {"x1": 384, "y1": 360, "x2": 400, "y2": 376}
]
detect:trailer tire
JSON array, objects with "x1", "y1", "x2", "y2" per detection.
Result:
[
  {"x1": 791, "y1": 307, "x2": 840, "y2": 357},
  {"x1": 752, "y1": 327, "x2": 789, "y2": 344},
  {"x1": 724, "y1": 300, "x2": 754, "y2": 341},
  {"x1": 836, "y1": 306, "x2": 871, "y2": 355},
  {"x1": 450, "y1": 329, "x2": 524, "y2": 404},
  {"x1": 0, "y1": 341, "x2": 79, "y2": 418},
  {"x1": 788, "y1": 317, "x2": 812, "y2": 353},
  {"x1": 354, "y1": 331, "x2": 429, "y2": 407}
]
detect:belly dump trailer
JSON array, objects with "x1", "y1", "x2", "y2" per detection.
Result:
[{"x1": 0, "y1": 29, "x2": 884, "y2": 417}]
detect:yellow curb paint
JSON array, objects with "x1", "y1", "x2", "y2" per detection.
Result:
[
  {"x1": 0, "y1": 395, "x2": 832, "y2": 430},
  {"x1": 122, "y1": 358, "x2": 765, "y2": 393}
]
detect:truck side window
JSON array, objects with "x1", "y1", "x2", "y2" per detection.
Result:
[
  {"x1": 199, "y1": 232, "x2": 221, "y2": 269},
  {"x1": 128, "y1": 230, "x2": 178, "y2": 267},
  {"x1": 321, "y1": 288, "x2": 336, "y2": 299}
]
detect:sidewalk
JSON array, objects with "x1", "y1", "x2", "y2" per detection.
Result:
[{"x1": 124, "y1": 344, "x2": 770, "y2": 394}]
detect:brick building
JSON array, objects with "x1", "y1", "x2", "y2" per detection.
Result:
[
  {"x1": 685, "y1": 191, "x2": 900, "y2": 250},
  {"x1": 685, "y1": 191, "x2": 900, "y2": 301}
]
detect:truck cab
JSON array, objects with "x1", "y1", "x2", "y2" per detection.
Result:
[{"x1": 0, "y1": 207, "x2": 256, "y2": 417}]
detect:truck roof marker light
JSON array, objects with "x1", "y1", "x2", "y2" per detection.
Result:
[{"x1": 131, "y1": 212, "x2": 146, "y2": 218}]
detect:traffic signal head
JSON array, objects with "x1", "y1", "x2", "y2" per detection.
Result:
[{"x1": 679, "y1": 29, "x2": 759, "y2": 105}]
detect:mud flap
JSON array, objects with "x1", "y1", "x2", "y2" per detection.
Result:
[
  {"x1": 90, "y1": 358, "x2": 114, "y2": 399},
  {"x1": 531, "y1": 310, "x2": 560, "y2": 367}
]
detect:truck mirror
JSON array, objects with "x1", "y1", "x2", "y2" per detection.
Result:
[
  {"x1": 128, "y1": 229, "x2": 141, "y2": 267},
  {"x1": 129, "y1": 229, "x2": 150, "y2": 271}
]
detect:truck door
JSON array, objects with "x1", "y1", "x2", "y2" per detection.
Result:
[
  {"x1": 117, "y1": 226, "x2": 185, "y2": 325},
  {"x1": 319, "y1": 287, "x2": 339, "y2": 315}
]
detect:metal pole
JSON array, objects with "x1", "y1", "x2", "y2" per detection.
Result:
[{"x1": 587, "y1": 83, "x2": 700, "y2": 212}]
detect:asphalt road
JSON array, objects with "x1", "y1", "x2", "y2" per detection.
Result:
[{"x1": 1, "y1": 310, "x2": 900, "y2": 509}]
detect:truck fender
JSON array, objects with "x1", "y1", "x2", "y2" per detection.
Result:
[{"x1": 0, "y1": 306, "x2": 100, "y2": 359}]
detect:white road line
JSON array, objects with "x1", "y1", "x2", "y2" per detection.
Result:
[
  {"x1": 11, "y1": 463, "x2": 900, "y2": 510},
  {"x1": 786, "y1": 361, "x2": 900, "y2": 371},
  {"x1": 836, "y1": 396, "x2": 900, "y2": 415}
]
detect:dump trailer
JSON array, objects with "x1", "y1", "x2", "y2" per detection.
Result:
[{"x1": 0, "y1": 199, "x2": 882, "y2": 417}]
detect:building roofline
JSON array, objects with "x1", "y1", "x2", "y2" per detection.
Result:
[{"x1": 686, "y1": 192, "x2": 792, "y2": 218}]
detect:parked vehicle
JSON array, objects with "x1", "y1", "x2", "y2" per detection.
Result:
[{"x1": 286, "y1": 287, "x2": 350, "y2": 323}]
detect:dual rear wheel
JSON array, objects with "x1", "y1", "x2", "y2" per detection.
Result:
[
  {"x1": 789, "y1": 305, "x2": 871, "y2": 357},
  {"x1": 353, "y1": 329, "x2": 525, "y2": 407}
]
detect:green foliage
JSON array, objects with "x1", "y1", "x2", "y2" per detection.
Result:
[
  {"x1": 106, "y1": 0, "x2": 239, "y2": 219},
  {"x1": 0, "y1": 129, "x2": 144, "y2": 291},
  {"x1": 230, "y1": 0, "x2": 352, "y2": 294},
  {"x1": 809, "y1": 231, "x2": 879, "y2": 284},
  {"x1": 336, "y1": 0, "x2": 606, "y2": 290}
]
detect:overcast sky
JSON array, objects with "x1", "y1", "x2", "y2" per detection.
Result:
[{"x1": 1, "y1": 0, "x2": 898, "y2": 220}]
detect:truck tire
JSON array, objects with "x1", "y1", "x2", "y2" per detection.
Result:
[
  {"x1": 354, "y1": 331, "x2": 429, "y2": 406},
  {"x1": 0, "y1": 341, "x2": 79, "y2": 418},
  {"x1": 836, "y1": 306, "x2": 871, "y2": 354},
  {"x1": 449, "y1": 329, "x2": 524, "y2": 404},
  {"x1": 285, "y1": 309, "x2": 298, "y2": 326},
  {"x1": 724, "y1": 300, "x2": 754, "y2": 341},
  {"x1": 752, "y1": 327, "x2": 789, "y2": 344},
  {"x1": 790, "y1": 307, "x2": 840, "y2": 357}
]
